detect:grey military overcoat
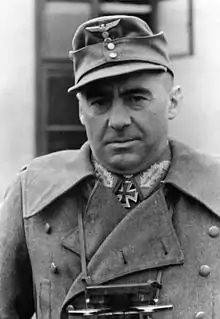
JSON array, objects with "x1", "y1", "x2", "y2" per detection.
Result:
[{"x1": 0, "y1": 140, "x2": 220, "y2": 319}]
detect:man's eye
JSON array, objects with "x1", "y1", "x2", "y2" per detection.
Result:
[
  {"x1": 90, "y1": 99, "x2": 111, "y2": 113},
  {"x1": 131, "y1": 95, "x2": 145, "y2": 102},
  {"x1": 126, "y1": 95, "x2": 152, "y2": 109},
  {"x1": 131, "y1": 95, "x2": 151, "y2": 102}
]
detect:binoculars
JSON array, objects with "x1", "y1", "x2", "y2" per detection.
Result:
[{"x1": 67, "y1": 281, "x2": 173, "y2": 317}]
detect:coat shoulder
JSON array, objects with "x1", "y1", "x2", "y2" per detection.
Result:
[
  {"x1": 170, "y1": 139, "x2": 220, "y2": 178},
  {"x1": 168, "y1": 139, "x2": 220, "y2": 216},
  {"x1": 20, "y1": 149, "x2": 80, "y2": 173},
  {"x1": 18, "y1": 143, "x2": 94, "y2": 218}
]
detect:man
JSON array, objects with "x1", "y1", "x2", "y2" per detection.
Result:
[{"x1": 0, "y1": 14, "x2": 220, "y2": 319}]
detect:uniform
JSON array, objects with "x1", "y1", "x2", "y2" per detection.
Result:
[{"x1": 0, "y1": 139, "x2": 220, "y2": 319}]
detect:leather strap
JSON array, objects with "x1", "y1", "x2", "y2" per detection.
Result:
[{"x1": 78, "y1": 208, "x2": 89, "y2": 282}]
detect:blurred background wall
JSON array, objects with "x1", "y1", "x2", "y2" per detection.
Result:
[
  {"x1": 0, "y1": 0, "x2": 220, "y2": 201},
  {"x1": 0, "y1": 0, "x2": 35, "y2": 199},
  {"x1": 168, "y1": 0, "x2": 220, "y2": 154}
]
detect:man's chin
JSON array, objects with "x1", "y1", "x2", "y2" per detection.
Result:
[{"x1": 104, "y1": 154, "x2": 143, "y2": 174}]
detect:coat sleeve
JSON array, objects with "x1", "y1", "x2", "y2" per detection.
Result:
[{"x1": 0, "y1": 174, "x2": 35, "y2": 319}]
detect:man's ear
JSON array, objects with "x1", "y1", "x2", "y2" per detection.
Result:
[
  {"x1": 168, "y1": 85, "x2": 183, "y2": 120},
  {"x1": 77, "y1": 93, "x2": 85, "y2": 125},
  {"x1": 79, "y1": 106, "x2": 85, "y2": 125},
  {"x1": 79, "y1": 110, "x2": 85, "y2": 125}
]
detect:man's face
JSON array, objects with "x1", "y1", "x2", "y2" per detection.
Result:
[{"x1": 78, "y1": 71, "x2": 178, "y2": 174}]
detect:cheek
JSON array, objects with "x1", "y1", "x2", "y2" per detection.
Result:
[
  {"x1": 150, "y1": 111, "x2": 168, "y2": 133},
  {"x1": 83, "y1": 113, "x2": 106, "y2": 140},
  {"x1": 135, "y1": 106, "x2": 168, "y2": 137}
]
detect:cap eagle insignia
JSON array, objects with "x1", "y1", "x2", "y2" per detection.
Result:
[{"x1": 85, "y1": 18, "x2": 120, "y2": 34}]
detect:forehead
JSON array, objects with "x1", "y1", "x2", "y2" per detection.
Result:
[{"x1": 80, "y1": 71, "x2": 170, "y2": 97}]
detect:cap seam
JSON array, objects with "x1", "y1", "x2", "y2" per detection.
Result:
[
  {"x1": 76, "y1": 59, "x2": 168, "y2": 85},
  {"x1": 76, "y1": 57, "x2": 169, "y2": 80}
]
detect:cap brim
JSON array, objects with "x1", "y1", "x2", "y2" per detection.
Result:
[{"x1": 68, "y1": 62, "x2": 167, "y2": 93}]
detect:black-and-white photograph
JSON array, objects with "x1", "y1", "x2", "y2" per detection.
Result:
[{"x1": 0, "y1": 1, "x2": 220, "y2": 318}]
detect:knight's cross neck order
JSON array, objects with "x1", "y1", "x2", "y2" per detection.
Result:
[{"x1": 115, "y1": 175, "x2": 140, "y2": 209}]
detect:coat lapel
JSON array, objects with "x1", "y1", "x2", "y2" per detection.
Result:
[
  {"x1": 61, "y1": 186, "x2": 184, "y2": 314},
  {"x1": 87, "y1": 187, "x2": 184, "y2": 284},
  {"x1": 62, "y1": 181, "x2": 127, "y2": 259}
]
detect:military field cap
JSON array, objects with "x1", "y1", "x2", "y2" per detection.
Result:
[{"x1": 68, "y1": 15, "x2": 173, "y2": 93}]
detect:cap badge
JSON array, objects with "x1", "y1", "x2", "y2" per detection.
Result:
[{"x1": 85, "y1": 18, "x2": 120, "y2": 41}]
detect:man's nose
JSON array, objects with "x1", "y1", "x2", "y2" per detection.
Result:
[{"x1": 108, "y1": 99, "x2": 131, "y2": 130}]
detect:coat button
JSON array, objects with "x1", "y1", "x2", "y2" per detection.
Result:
[
  {"x1": 109, "y1": 52, "x2": 117, "y2": 59},
  {"x1": 50, "y1": 262, "x2": 58, "y2": 274},
  {"x1": 208, "y1": 225, "x2": 220, "y2": 237},
  {"x1": 45, "y1": 222, "x2": 51, "y2": 234},
  {"x1": 107, "y1": 42, "x2": 115, "y2": 50},
  {"x1": 199, "y1": 265, "x2": 211, "y2": 277},
  {"x1": 195, "y1": 311, "x2": 205, "y2": 318}
]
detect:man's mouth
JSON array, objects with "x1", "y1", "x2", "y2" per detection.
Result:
[{"x1": 107, "y1": 138, "x2": 139, "y2": 145}]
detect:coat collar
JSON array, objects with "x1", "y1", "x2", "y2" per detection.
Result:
[
  {"x1": 22, "y1": 142, "x2": 94, "y2": 217},
  {"x1": 22, "y1": 139, "x2": 220, "y2": 218},
  {"x1": 165, "y1": 140, "x2": 220, "y2": 217}
]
